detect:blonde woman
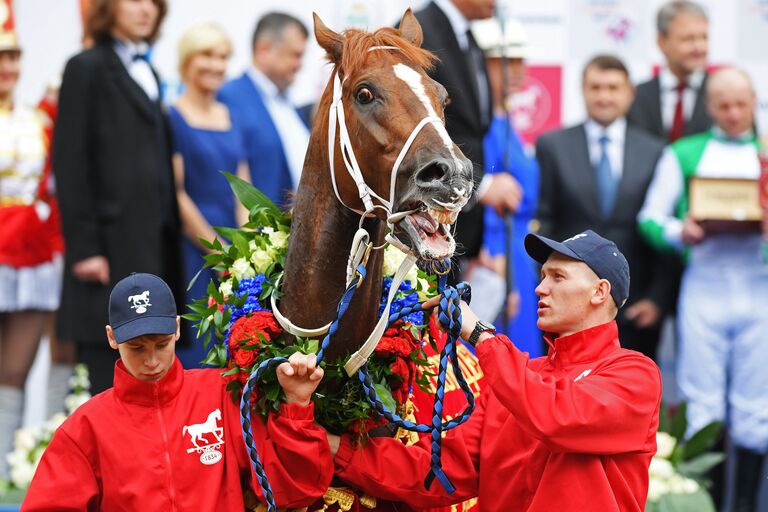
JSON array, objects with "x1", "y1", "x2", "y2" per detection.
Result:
[{"x1": 170, "y1": 22, "x2": 250, "y2": 368}]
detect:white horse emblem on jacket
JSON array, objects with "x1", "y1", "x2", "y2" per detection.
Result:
[
  {"x1": 128, "y1": 290, "x2": 151, "y2": 314},
  {"x1": 183, "y1": 409, "x2": 225, "y2": 465}
]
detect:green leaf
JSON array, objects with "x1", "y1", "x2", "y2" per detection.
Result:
[
  {"x1": 231, "y1": 231, "x2": 251, "y2": 260},
  {"x1": 372, "y1": 383, "x2": 397, "y2": 412},
  {"x1": 186, "y1": 266, "x2": 204, "y2": 292},
  {"x1": 669, "y1": 402, "x2": 687, "y2": 442},
  {"x1": 677, "y1": 452, "x2": 726, "y2": 478},
  {"x1": 213, "y1": 226, "x2": 243, "y2": 243},
  {"x1": 223, "y1": 171, "x2": 282, "y2": 218},
  {"x1": 201, "y1": 345, "x2": 221, "y2": 366},
  {"x1": 656, "y1": 488, "x2": 716, "y2": 512},
  {"x1": 658, "y1": 403, "x2": 670, "y2": 433},
  {"x1": 221, "y1": 366, "x2": 241, "y2": 377},
  {"x1": 682, "y1": 421, "x2": 722, "y2": 460}
]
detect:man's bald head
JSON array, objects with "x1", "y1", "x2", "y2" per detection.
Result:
[{"x1": 706, "y1": 66, "x2": 756, "y2": 137}]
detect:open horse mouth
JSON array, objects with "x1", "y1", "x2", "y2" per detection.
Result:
[{"x1": 394, "y1": 203, "x2": 461, "y2": 262}]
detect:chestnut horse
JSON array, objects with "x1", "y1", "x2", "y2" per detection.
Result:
[{"x1": 278, "y1": 10, "x2": 474, "y2": 362}]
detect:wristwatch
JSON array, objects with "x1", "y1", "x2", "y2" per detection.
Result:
[{"x1": 467, "y1": 319, "x2": 496, "y2": 347}]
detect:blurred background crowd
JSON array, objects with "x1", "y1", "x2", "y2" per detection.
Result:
[{"x1": 0, "y1": 0, "x2": 767, "y2": 510}]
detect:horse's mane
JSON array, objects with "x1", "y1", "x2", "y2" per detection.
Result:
[{"x1": 337, "y1": 26, "x2": 438, "y2": 75}]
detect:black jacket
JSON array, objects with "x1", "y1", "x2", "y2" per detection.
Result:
[
  {"x1": 627, "y1": 74, "x2": 712, "y2": 141},
  {"x1": 53, "y1": 41, "x2": 180, "y2": 343},
  {"x1": 413, "y1": 1, "x2": 492, "y2": 258}
]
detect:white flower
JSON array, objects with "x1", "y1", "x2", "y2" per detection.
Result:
[
  {"x1": 249, "y1": 248, "x2": 273, "y2": 274},
  {"x1": 655, "y1": 431, "x2": 677, "y2": 459},
  {"x1": 647, "y1": 476, "x2": 669, "y2": 502},
  {"x1": 64, "y1": 393, "x2": 91, "y2": 414},
  {"x1": 14, "y1": 428, "x2": 37, "y2": 452},
  {"x1": 231, "y1": 258, "x2": 255, "y2": 281},
  {"x1": 383, "y1": 245, "x2": 409, "y2": 277},
  {"x1": 48, "y1": 412, "x2": 67, "y2": 430},
  {"x1": 248, "y1": 239, "x2": 258, "y2": 252},
  {"x1": 267, "y1": 228, "x2": 289, "y2": 250},
  {"x1": 680, "y1": 476, "x2": 699, "y2": 494},
  {"x1": 649, "y1": 457, "x2": 676, "y2": 480},
  {"x1": 8, "y1": 454, "x2": 35, "y2": 490},
  {"x1": 218, "y1": 279, "x2": 233, "y2": 298}
]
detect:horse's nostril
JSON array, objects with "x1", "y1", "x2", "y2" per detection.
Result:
[{"x1": 416, "y1": 161, "x2": 448, "y2": 184}]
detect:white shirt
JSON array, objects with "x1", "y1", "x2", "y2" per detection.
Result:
[
  {"x1": 433, "y1": 0, "x2": 470, "y2": 50},
  {"x1": 658, "y1": 68, "x2": 705, "y2": 132},
  {"x1": 584, "y1": 117, "x2": 626, "y2": 180},
  {"x1": 112, "y1": 38, "x2": 159, "y2": 101},
  {"x1": 248, "y1": 67, "x2": 310, "y2": 189}
]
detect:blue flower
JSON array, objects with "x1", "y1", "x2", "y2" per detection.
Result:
[
  {"x1": 379, "y1": 276, "x2": 423, "y2": 326},
  {"x1": 224, "y1": 274, "x2": 268, "y2": 345}
]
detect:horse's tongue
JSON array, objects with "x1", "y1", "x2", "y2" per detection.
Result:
[
  {"x1": 422, "y1": 224, "x2": 452, "y2": 254},
  {"x1": 412, "y1": 212, "x2": 437, "y2": 234}
]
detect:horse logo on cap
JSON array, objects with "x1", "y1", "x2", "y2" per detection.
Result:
[{"x1": 128, "y1": 290, "x2": 151, "y2": 314}]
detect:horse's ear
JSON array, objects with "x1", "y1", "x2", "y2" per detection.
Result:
[
  {"x1": 313, "y1": 12, "x2": 343, "y2": 64},
  {"x1": 398, "y1": 8, "x2": 423, "y2": 48}
]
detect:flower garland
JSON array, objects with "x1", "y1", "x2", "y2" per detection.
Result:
[{"x1": 185, "y1": 174, "x2": 439, "y2": 437}]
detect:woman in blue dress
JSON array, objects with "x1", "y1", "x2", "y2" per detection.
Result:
[
  {"x1": 169, "y1": 22, "x2": 249, "y2": 368},
  {"x1": 472, "y1": 17, "x2": 542, "y2": 357}
]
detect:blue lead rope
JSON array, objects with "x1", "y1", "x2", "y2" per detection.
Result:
[{"x1": 240, "y1": 262, "x2": 476, "y2": 511}]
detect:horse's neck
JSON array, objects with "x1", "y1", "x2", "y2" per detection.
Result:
[{"x1": 281, "y1": 139, "x2": 386, "y2": 361}]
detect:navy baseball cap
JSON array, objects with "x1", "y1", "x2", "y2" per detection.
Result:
[
  {"x1": 524, "y1": 230, "x2": 630, "y2": 308},
  {"x1": 108, "y1": 273, "x2": 178, "y2": 343}
]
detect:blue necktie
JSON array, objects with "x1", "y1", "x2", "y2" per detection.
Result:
[{"x1": 596, "y1": 135, "x2": 617, "y2": 217}]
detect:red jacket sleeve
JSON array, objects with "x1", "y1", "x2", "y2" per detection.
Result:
[
  {"x1": 21, "y1": 428, "x2": 100, "y2": 511},
  {"x1": 334, "y1": 392, "x2": 488, "y2": 508},
  {"x1": 476, "y1": 335, "x2": 661, "y2": 454},
  {"x1": 230, "y1": 402, "x2": 333, "y2": 508}
]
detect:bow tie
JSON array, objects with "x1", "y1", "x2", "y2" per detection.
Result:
[{"x1": 132, "y1": 52, "x2": 150, "y2": 63}]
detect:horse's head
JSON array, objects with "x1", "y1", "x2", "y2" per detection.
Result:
[{"x1": 314, "y1": 10, "x2": 474, "y2": 263}]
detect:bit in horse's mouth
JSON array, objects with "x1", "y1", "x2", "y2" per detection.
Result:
[{"x1": 394, "y1": 204, "x2": 460, "y2": 261}]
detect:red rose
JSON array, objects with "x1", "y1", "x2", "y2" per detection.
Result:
[
  {"x1": 228, "y1": 311, "x2": 282, "y2": 350},
  {"x1": 233, "y1": 347, "x2": 256, "y2": 368},
  {"x1": 390, "y1": 358, "x2": 410, "y2": 384}
]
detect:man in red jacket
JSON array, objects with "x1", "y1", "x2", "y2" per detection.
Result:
[
  {"x1": 23, "y1": 273, "x2": 333, "y2": 511},
  {"x1": 329, "y1": 230, "x2": 662, "y2": 512}
]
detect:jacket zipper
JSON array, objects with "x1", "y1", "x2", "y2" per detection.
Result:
[{"x1": 155, "y1": 385, "x2": 178, "y2": 511}]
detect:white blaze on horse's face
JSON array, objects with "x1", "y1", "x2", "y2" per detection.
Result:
[{"x1": 392, "y1": 63, "x2": 466, "y2": 182}]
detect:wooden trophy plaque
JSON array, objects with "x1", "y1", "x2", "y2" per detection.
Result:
[{"x1": 689, "y1": 177, "x2": 762, "y2": 233}]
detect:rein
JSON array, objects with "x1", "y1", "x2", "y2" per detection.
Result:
[{"x1": 241, "y1": 45, "x2": 477, "y2": 512}]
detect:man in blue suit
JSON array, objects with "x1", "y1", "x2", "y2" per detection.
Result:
[{"x1": 219, "y1": 13, "x2": 310, "y2": 207}]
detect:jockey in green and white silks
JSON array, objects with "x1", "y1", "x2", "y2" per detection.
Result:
[{"x1": 638, "y1": 126, "x2": 768, "y2": 453}]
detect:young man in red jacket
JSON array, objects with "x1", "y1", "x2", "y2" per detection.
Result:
[
  {"x1": 23, "y1": 273, "x2": 333, "y2": 511},
  {"x1": 329, "y1": 230, "x2": 662, "y2": 512}
]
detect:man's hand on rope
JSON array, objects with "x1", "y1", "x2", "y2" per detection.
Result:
[
  {"x1": 277, "y1": 352, "x2": 324, "y2": 406},
  {"x1": 421, "y1": 295, "x2": 487, "y2": 343}
]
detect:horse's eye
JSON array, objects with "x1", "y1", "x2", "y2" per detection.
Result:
[
  {"x1": 443, "y1": 95, "x2": 452, "y2": 108},
  {"x1": 356, "y1": 87, "x2": 375, "y2": 105}
]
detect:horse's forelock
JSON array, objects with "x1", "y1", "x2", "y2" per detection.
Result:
[{"x1": 338, "y1": 27, "x2": 438, "y2": 78}]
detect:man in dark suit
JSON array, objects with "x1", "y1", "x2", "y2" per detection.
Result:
[
  {"x1": 536, "y1": 55, "x2": 671, "y2": 360},
  {"x1": 219, "y1": 13, "x2": 310, "y2": 208},
  {"x1": 412, "y1": 0, "x2": 522, "y2": 265},
  {"x1": 54, "y1": 0, "x2": 179, "y2": 393},
  {"x1": 627, "y1": 1, "x2": 711, "y2": 142}
]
